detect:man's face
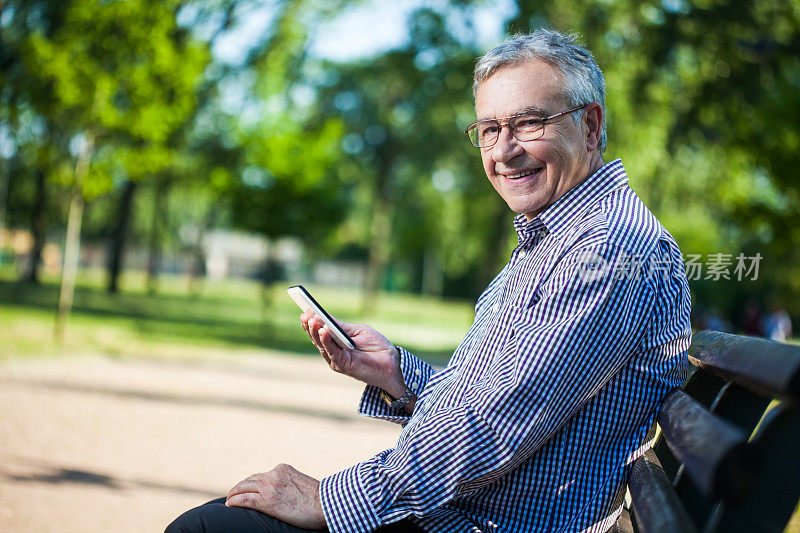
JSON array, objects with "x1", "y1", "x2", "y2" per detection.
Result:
[{"x1": 475, "y1": 60, "x2": 596, "y2": 220}]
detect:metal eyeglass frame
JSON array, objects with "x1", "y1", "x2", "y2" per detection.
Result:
[{"x1": 465, "y1": 104, "x2": 588, "y2": 148}]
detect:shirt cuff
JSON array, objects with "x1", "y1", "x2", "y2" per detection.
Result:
[
  {"x1": 320, "y1": 462, "x2": 382, "y2": 533},
  {"x1": 357, "y1": 347, "x2": 434, "y2": 423}
]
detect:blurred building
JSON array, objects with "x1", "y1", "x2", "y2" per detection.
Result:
[{"x1": 2, "y1": 227, "x2": 368, "y2": 288}]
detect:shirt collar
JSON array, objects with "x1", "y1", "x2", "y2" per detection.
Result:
[{"x1": 513, "y1": 159, "x2": 628, "y2": 242}]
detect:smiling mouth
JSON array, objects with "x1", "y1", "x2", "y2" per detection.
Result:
[{"x1": 503, "y1": 168, "x2": 543, "y2": 180}]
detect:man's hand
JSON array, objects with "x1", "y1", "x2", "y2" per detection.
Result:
[
  {"x1": 225, "y1": 464, "x2": 326, "y2": 530},
  {"x1": 301, "y1": 312, "x2": 407, "y2": 399}
]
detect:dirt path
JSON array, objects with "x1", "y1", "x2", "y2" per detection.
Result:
[{"x1": 0, "y1": 350, "x2": 401, "y2": 532}]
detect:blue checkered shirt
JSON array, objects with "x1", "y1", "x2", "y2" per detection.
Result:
[{"x1": 320, "y1": 159, "x2": 692, "y2": 532}]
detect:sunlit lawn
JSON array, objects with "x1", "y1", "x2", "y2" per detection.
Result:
[
  {"x1": 3, "y1": 263, "x2": 800, "y2": 531},
  {"x1": 0, "y1": 264, "x2": 474, "y2": 365}
]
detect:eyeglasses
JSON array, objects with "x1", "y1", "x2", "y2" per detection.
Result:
[{"x1": 465, "y1": 105, "x2": 588, "y2": 148}]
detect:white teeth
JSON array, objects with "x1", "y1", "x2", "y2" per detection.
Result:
[{"x1": 505, "y1": 168, "x2": 541, "y2": 179}]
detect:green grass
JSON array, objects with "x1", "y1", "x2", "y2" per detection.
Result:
[
  {"x1": 0, "y1": 265, "x2": 474, "y2": 365},
  {"x1": 3, "y1": 265, "x2": 800, "y2": 532}
]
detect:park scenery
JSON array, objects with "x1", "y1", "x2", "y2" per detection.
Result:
[{"x1": 1, "y1": 0, "x2": 799, "y2": 532}]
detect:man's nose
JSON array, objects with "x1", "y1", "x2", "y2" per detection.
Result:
[{"x1": 491, "y1": 125, "x2": 523, "y2": 162}]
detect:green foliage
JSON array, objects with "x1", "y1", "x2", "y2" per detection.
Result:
[
  {"x1": 2, "y1": 0, "x2": 798, "y2": 323},
  {"x1": 310, "y1": 8, "x2": 511, "y2": 296},
  {"x1": 16, "y1": 0, "x2": 210, "y2": 196},
  {"x1": 229, "y1": 116, "x2": 347, "y2": 241},
  {"x1": 510, "y1": 0, "x2": 800, "y2": 317},
  {"x1": 215, "y1": 1, "x2": 355, "y2": 245},
  {"x1": 24, "y1": 0, "x2": 207, "y2": 137}
]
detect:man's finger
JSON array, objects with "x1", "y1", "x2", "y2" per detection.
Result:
[
  {"x1": 306, "y1": 316, "x2": 321, "y2": 342},
  {"x1": 306, "y1": 317, "x2": 333, "y2": 363},
  {"x1": 225, "y1": 491, "x2": 262, "y2": 509},
  {"x1": 226, "y1": 478, "x2": 261, "y2": 499},
  {"x1": 317, "y1": 327, "x2": 335, "y2": 365},
  {"x1": 308, "y1": 317, "x2": 327, "y2": 350},
  {"x1": 319, "y1": 344, "x2": 332, "y2": 365},
  {"x1": 319, "y1": 327, "x2": 343, "y2": 355},
  {"x1": 319, "y1": 327, "x2": 346, "y2": 370}
]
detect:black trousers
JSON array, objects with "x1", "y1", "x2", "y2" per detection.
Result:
[{"x1": 165, "y1": 497, "x2": 425, "y2": 533}]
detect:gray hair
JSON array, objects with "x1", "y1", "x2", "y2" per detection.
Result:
[{"x1": 473, "y1": 29, "x2": 607, "y2": 153}]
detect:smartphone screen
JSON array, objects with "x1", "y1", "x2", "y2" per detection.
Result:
[{"x1": 287, "y1": 285, "x2": 356, "y2": 349}]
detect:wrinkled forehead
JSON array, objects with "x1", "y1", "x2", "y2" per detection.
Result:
[{"x1": 475, "y1": 59, "x2": 568, "y2": 120}]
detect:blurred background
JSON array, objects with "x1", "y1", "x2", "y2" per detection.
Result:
[
  {"x1": 1, "y1": 0, "x2": 799, "y2": 531},
  {"x1": 1, "y1": 0, "x2": 799, "y2": 352}
]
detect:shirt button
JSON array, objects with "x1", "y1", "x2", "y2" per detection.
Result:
[
  {"x1": 519, "y1": 250, "x2": 527, "y2": 259},
  {"x1": 411, "y1": 382, "x2": 418, "y2": 390},
  {"x1": 492, "y1": 302, "x2": 500, "y2": 313},
  {"x1": 414, "y1": 368, "x2": 421, "y2": 376}
]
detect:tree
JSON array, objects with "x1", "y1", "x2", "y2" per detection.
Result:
[
  {"x1": 102, "y1": 0, "x2": 260, "y2": 294},
  {"x1": 105, "y1": 179, "x2": 136, "y2": 293},
  {"x1": 223, "y1": 0, "x2": 354, "y2": 278},
  {"x1": 16, "y1": 0, "x2": 209, "y2": 338},
  {"x1": 311, "y1": 7, "x2": 511, "y2": 305},
  {"x1": 509, "y1": 0, "x2": 800, "y2": 319},
  {"x1": 0, "y1": 0, "x2": 71, "y2": 280}
]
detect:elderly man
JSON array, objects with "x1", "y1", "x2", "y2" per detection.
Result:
[{"x1": 167, "y1": 29, "x2": 691, "y2": 533}]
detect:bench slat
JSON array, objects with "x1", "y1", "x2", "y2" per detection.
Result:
[
  {"x1": 628, "y1": 449, "x2": 697, "y2": 533},
  {"x1": 619, "y1": 332, "x2": 800, "y2": 533},
  {"x1": 658, "y1": 390, "x2": 759, "y2": 504},
  {"x1": 689, "y1": 331, "x2": 800, "y2": 403}
]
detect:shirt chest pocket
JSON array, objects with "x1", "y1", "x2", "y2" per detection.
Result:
[
  {"x1": 478, "y1": 303, "x2": 537, "y2": 374},
  {"x1": 504, "y1": 281, "x2": 543, "y2": 309},
  {"x1": 498, "y1": 302, "x2": 536, "y2": 334}
]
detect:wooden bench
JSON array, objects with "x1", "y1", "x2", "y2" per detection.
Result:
[{"x1": 612, "y1": 330, "x2": 800, "y2": 533}]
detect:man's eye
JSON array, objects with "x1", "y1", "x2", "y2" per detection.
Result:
[
  {"x1": 479, "y1": 123, "x2": 499, "y2": 137},
  {"x1": 515, "y1": 117, "x2": 543, "y2": 130}
]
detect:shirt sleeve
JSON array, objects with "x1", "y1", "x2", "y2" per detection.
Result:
[
  {"x1": 356, "y1": 347, "x2": 435, "y2": 424},
  {"x1": 320, "y1": 242, "x2": 662, "y2": 533}
]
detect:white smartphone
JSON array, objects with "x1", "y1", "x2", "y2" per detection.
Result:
[{"x1": 287, "y1": 285, "x2": 356, "y2": 350}]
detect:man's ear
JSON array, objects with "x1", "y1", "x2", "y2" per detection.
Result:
[{"x1": 583, "y1": 102, "x2": 603, "y2": 152}]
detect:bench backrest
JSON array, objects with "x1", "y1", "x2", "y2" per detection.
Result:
[{"x1": 616, "y1": 330, "x2": 800, "y2": 533}]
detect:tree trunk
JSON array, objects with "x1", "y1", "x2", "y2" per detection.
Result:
[
  {"x1": 361, "y1": 140, "x2": 395, "y2": 315},
  {"x1": 362, "y1": 196, "x2": 393, "y2": 315},
  {"x1": 187, "y1": 209, "x2": 215, "y2": 297},
  {"x1": 478, "y1": 203, "x2": 512, "y2": 290},
  {"x1": 21, "y1": 170, "x2": 48, "y2": 283},
  {"x1": 55, "y1": 189, "x2": 85, "y2": 342},
  {"x1": 259, "y1": 241, "x2": 280, "y2": 321},
  {"x1": 0, "y1": 157, "x2": 9, "y2": 268},
  {"x1": 55, "y1": 133, "x2": 95, "y2": 343},
  {"x1": 421, "y1": 246, "x2": 444, "y2": 297},
  {"x1": 187, "y1": 238, "x2": 205, "y2": 297},
  {"x1": 106, "y1": 180, "x2": 137, "y2": 293},
  {"x1": 146, "y1": 181, "x2": 166, "y2": 295}
]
